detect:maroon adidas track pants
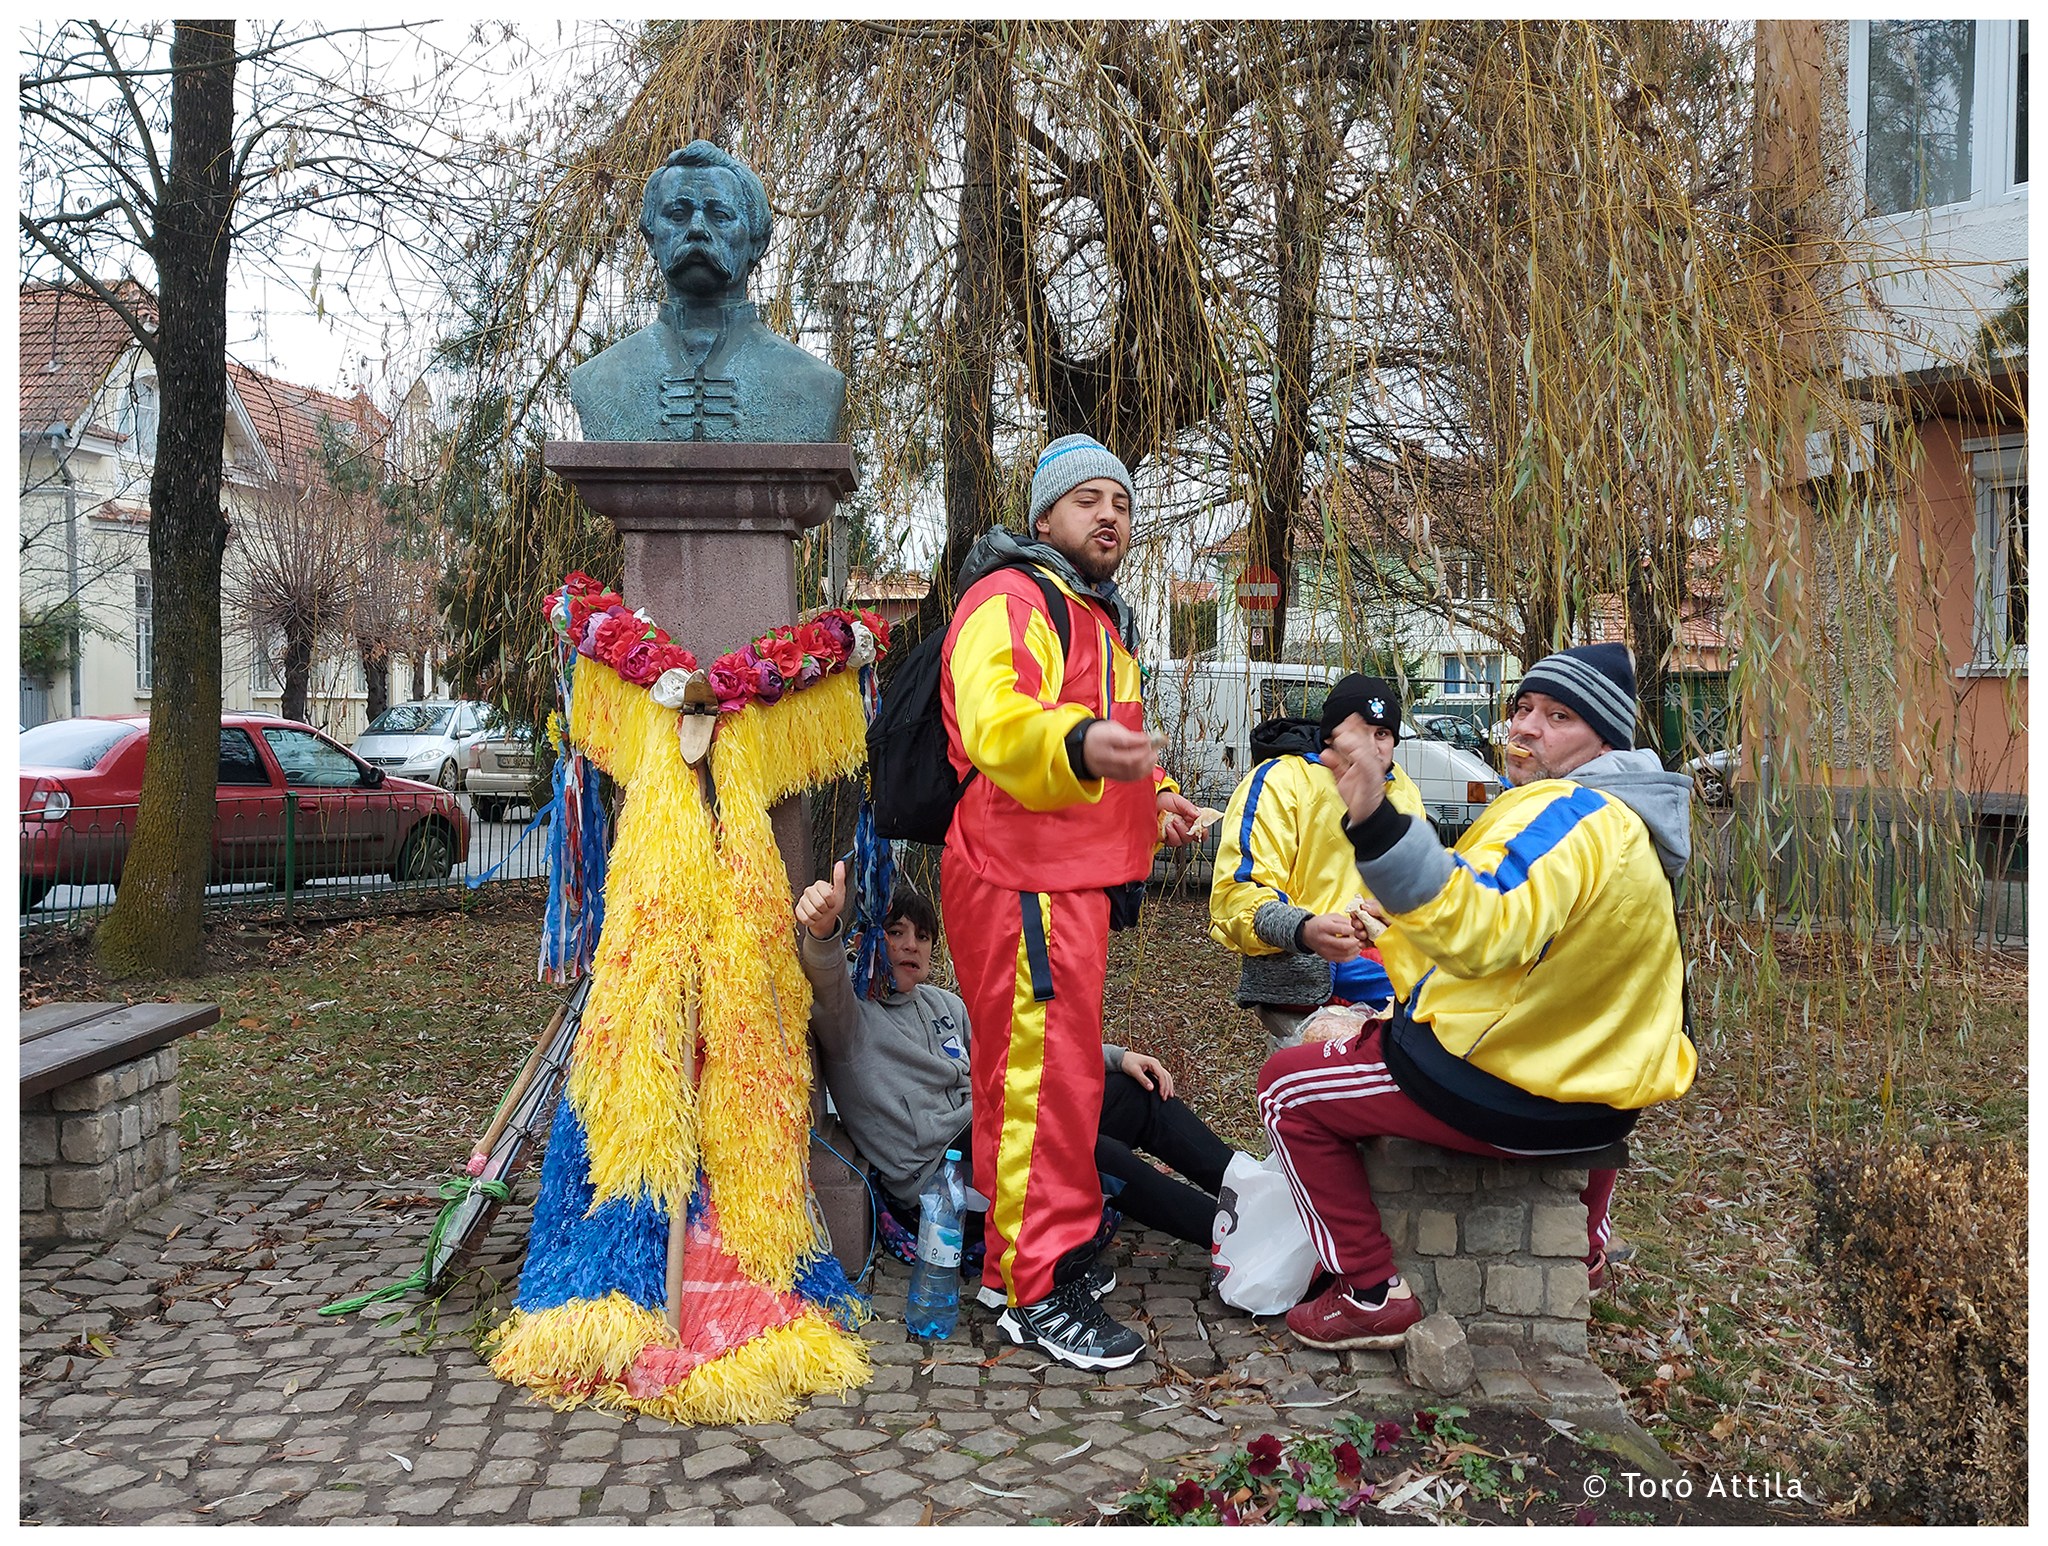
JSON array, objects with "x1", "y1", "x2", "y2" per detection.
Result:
[{"x1": 1258, "y1": 1024, "x2": 1617, "y2": 1289}]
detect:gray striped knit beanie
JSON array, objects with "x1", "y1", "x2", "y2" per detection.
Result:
[
  {"x1": 1516, "y1": 644, "x2": 1637, "y2": 751},
  {"x1": 1028, "y1": 435, "x2": 1135, "y2": 529}
]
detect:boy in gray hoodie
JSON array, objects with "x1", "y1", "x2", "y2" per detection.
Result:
[{"x1": 796, "y1": 864, "x2": 1236, "y2": 1277}]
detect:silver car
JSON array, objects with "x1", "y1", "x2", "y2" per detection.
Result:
[
  {"x1": 467, "y1": 715, "x2": 543, "y2": 823},
  {"x1": 352, "y1": 700, "x2": 492, "y2": 792}
]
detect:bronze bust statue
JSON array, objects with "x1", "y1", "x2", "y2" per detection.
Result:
[{"x1": 569, "y1": 141, "x2": 846, "y2": 444}]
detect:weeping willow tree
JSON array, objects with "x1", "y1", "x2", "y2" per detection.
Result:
[{"x1": 439, "y1": 18, "x2": 2014, "y2": 1114}]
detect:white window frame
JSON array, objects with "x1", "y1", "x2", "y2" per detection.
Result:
[
  {"x1": 134, "y1": 571, "x2": 154, "y2": 692},
  {"x1": 1849, "y1": 19, "x2": 2029, "y2": 222},
  {"x1": 1443, "y1": 652, "x2": 1502, "y2": 697},
  {"x1": 250, "y1": 622, "x2": 282, "y2": 696},
  {"x1": 1965, "y1": 435, "x2": 2027, "y2": 672}
]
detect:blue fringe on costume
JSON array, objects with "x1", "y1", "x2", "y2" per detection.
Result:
[
  {"x1": 515, "y1": 1094, "x2": 668, "y2": 1313},
  {"x1": 793, "y1": 1249, "x2": 867, "y2": 1330}
]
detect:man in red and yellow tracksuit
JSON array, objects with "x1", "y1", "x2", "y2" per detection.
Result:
[{"x1": 939, "y1": 434, "x2": 1200, "y2": 1370}]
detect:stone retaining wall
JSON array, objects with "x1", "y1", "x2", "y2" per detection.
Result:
[
  {"x1": 1367, "y1": 1136, "x2": 1619, "y2": 1359},
  {"x1": 20, "y1": 1047, "x2": 181, "y2": 1242}
]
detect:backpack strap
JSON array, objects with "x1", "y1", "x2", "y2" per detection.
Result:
[{"x1": 1017, "y1": 564, "x2": 1073, "y2": 661}]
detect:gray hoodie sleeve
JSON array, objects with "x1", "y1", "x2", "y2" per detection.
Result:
[
  {"x1": 1102, "y1": 1043, "x2": 1126, "y2": 1074},
  {"x1": 797, "y1": 924, "x2": 859, "y2": 1058},
  {"x1": 1253, "y1": 899, "x2": 1316, "y2": 952}
]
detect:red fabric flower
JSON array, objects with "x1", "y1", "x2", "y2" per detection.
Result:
[
  {"x1": 758, "y1": 631, "x2": 804, "y2": 677},
  {"x1": 795, "y1": 619, "x2": 838, "y2": 663},
  {"x1": 1168, "y1": 1479, "x2": 1205, "y2": 1518},
  {"x1": 649, "y1": 642, "x2": 699, "y2": 676},
  {"x1": 592, "y1": 610, "x2": 646, "y2": 667},
  {"x1": 1246, "y1": 1434, "x2": 1284, "y2": 1477},
  {"x1": 1333, "y1": 1440, "x2": 1362, "y2": 1479},
  {"x1": 561, "y1": 570, "x2": 605, "y2": 597}
]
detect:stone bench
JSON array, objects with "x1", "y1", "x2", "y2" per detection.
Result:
[
  {"x1": 20, "y1": 1000, "x2": 218, "y2": 1243},
  {"x1": 1366, "y1": 1135, "x2": 1630, "y2": 1360}
]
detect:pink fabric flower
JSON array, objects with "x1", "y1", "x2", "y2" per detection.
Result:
[
  {"x1": 618, "y1": 640, "x2": 662, "y2": 685},
  {"x1": 707, "y1": 656, "x2": 752, "y2": 710}
]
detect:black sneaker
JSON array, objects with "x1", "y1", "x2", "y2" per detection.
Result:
[
  {"x1": 996, "y1": 1279, "x2": 1147, "y2": 1370},
  {"x1": 975, "y1": 1260, "x2": 1114, "y2": 1311}
]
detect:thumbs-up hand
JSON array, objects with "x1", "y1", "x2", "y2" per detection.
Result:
[{"x1": 796, "y1": 860, "x2": 848, "y2": 940}]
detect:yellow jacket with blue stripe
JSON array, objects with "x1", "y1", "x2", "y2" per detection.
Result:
[
  {"x1": 1350, "y1": 748, "x2": 1697, "y2": 1151},
  {"x1": 1209, "y1": 721, "x2": 1424, "y2": 1007}
]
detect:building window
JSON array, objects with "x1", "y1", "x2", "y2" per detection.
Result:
[
  {"x1": 134, "y1": 572, "x2": 153, "y2": 691},
  {"x1": 1972, "y1": 442, "x2": 2028, "y2": 668},
  {"x1": 1864, "y1": 20, "x2": 1978, "y2": 215},
  {"x1": 1855, "y1": 20, "x2": 2029, "y2": 214},
  {"x1": 1443, "y1": 653, "x2": 1502, "y2": 697},
  {"x1": 2017, "y1": 21, "x2": 2030, "y2": 185},
  {"x1": 250, "y1": 623, "x2": 281, "y2": 695},
  {"x1": 1443, "y1": 555, "x2": 1491, "y2": 602}
]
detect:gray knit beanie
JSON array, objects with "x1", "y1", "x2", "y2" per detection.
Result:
[
  {"x1": 1515, "y1": 643, "x2": 1637, "y2": 751},
  {"x1": 1028, "y1": 435, "x2": 1135, "y2": 530}
]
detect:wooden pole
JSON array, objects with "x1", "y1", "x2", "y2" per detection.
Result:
[
  {"x1": 469, "y1": 998, "x2": 571, "y2": 1170},
  {"x1": 666, "y1": 995, "x2": 701, "y2": 1333}
]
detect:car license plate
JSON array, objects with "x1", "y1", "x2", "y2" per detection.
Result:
[{"x1": 501, "y1": 753, "x2": 532, "y2": 771}]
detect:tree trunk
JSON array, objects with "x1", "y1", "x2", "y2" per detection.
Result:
[
  {"x1": 360, "y1": 640, "x2": 391, "y2": 722},
  {"x1": 94, "y1": 20, "x2": 237, "y2": 979},
  {"x1": 926, "y1": 29, "x2": 1010, "y2": 627},
  {"x1": 1625, "y1": 535, "x2": 1679, "y2": 764},
  {"x1": 1250, "y1": 60, "x2": 1337, "y2": 664},
  {"x1": 279, "y1": 620, "x2": 316, "y2": 724},
  {"x1": 411, "y1": 654, "x2": 428, "y2": 700}
]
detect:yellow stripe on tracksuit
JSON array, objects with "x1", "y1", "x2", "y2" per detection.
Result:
[{"x1": 991, "y1": 890, "x2": 1055, "y2": 1300}]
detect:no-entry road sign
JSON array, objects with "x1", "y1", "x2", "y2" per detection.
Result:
[{"x1": 1235, "y1": 564, "x2": 1281, "y2": 613}]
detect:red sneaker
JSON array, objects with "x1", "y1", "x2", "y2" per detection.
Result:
[{"x1": 1284, "y1": 1277, "x2": 1423, "y2": 1350}]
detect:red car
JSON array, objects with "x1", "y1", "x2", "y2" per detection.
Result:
[{"x1": 20, "y1": 712, "x2": 470, "y2": 912}]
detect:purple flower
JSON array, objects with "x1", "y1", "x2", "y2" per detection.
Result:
[
  {"x1": 796, "y1": 655, "x2": 824, "y2": 690},
  {"x1": 1336, "y1": 1486, "x2": 1377, "y2": 1516},
  {"x1": 749, "y1": 655, "x2": 786, "y2": 704},
  {"x1": 817, "y1": 612, "x2": 855, "y2": 658}
]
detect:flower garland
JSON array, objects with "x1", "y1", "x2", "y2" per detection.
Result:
[{"x1": 547, "y1": 569, "x2": 890, "y2": 714}]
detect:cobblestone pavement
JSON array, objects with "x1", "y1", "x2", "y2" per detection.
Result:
[{"x1": 20, "y1": 1180, "x2": 1614, "y2": 1525}]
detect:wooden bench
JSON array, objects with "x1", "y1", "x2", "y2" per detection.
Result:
[{"x1": 20, "y1": 1000, "x2": 218, "y2": 1243}]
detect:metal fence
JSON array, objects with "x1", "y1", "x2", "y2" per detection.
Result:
[
  {"x1": 19, "y1": 789, "x2": 552, "y2": 936},
  {"x1": 1147, "y1": 802, "x2": 2025, "y2": 950},
  {"x1": 24, "y1": 788, "x2": 2023, "y2": 953}
]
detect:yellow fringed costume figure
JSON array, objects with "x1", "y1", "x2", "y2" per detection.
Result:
[{"x1": 484, "y1": 601, "x2": 880, "y2": 1427}]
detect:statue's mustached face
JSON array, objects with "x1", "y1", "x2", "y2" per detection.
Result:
[{"x1": 647, "y1": 165, "x2": 752, "y2": 301}]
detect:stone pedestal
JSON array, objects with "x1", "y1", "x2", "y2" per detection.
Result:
[
  {"x1": 544, "y1": 439, "x2": 857, "y2": 897},
  {"x1": 1365, "y1": 1135, "x2": 1631, "y2": 1359},
  {"x1": 21, "y1": 1047, "x2": 182, "y2": 1242}
]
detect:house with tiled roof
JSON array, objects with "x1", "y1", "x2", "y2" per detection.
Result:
[{"x1": 19, "y1": 282, "x2": 424, "y2": 737}]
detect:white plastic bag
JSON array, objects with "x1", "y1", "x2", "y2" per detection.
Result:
[{"x1": 1209, "y1": 1151, "x2": 1319, "y2": 1315}]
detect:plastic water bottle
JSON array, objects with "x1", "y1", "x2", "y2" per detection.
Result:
[{"x1": 905, "y1": 1149, "x2": 966, "y2": 1338}]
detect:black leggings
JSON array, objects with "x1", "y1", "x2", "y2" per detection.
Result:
[
  {"x1": 882, "y1": 1073, "x2": 1234, "y2": 1251},
  {"x1": 1095, "y1": 1070, "x2": 1235, "y2": 1247}
]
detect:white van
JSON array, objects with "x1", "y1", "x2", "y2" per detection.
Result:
[{"x1": 1148, "y1": 659, "x2": 1503, "y2": 812}]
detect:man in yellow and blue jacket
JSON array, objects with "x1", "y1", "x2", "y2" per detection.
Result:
[
  {"x1": 1210, "y1": 676, "x2": 1427, "y2": 1049},
  {"x1": 1258, "y1": 643, "x2": 1696, "y2": 1351},
  {"x1": 939, "y1": 434, "x2": 1202, "y2": 1371}
]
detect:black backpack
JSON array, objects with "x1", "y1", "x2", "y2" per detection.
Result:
[{"x1": 867, "y1": 564, "x2": 1072, "y2": 844}]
